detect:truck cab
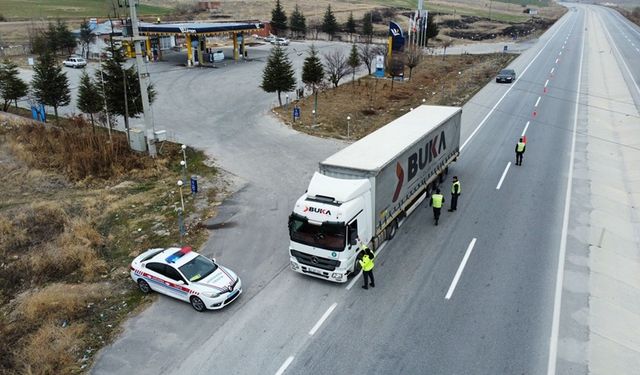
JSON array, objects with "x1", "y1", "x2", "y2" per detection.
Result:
[{"x1": 288, "y1": 173, "x2": 372, "y2": 283}]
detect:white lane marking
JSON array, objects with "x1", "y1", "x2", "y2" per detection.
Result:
[
  {"x1": 496, "y1": 162, "x2": 512, "y2": 190},
  {"x1": 522, "y1": 121, "x2": 531, "y2": 137},
  {"x1": 345, "y1": 242, "x2": 387, "y2": 290},
  {"x1": 309, "y1": 302, "x2": 338, "y2": 336},
  {"x1": 636, "y1": 48, "x2": 640, "y2": 52},
  {"x1": 559, "y1": 51, "x2": 562, "y2": 56},
  {"x1": 547, "y1": 11, "x2": 585, "y2": 375},
  {"x1": 459, "y1": 15, "x2": 571, "y2": 151},
  {"x1": 275, "y1": 356, "x2": 294, "y2": 375},
  {"x1": 556, "y1": 58, "x2": 559, "y2": 64},
  {"x1": 600, "y1": 11, "x2": 640, "y2": 97},
  {"x1": 545, "y1": 79, "x2": 550, "y2": 88},
  {"x1": 535, "y1": 96, "x2": 542, "y2": 107},
  {"x1": 550, "y1": 67, "x2": 555, "y2": 74},
  {"x1": 445, "y1": 238, "x2": 477, "y2": 300}
]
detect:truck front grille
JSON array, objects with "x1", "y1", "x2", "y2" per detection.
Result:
[{"x1": 290, "y1": 250, "x2": 340, "y2": 271}]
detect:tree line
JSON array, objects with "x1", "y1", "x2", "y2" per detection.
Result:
[{"x1": 0, "y1": 19, "x2": 152, "y2": 131}]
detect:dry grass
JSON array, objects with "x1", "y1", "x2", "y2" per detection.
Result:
[
  {"x1": 18, "y1": 322, "x2": 87, "y2": 375},
  {"x1": 17, "y1": 283, "x2": 108, "y2": 325},
  {"x1": 0, "y1": 113, "x2": 221, "y2": 374},
  {"x1": 275, "y1": 53, "x2": 516, "y2": 140}
]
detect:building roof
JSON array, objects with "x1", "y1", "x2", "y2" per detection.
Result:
[{"x1": 138, "y1": 21, "x2": 264, "y2": 36}]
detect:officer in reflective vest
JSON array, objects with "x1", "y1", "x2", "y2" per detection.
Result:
[
  {"x1": 429, "y1": 188, "x2": 445, "y2": 226},
  {"x1": 515, "y1": 138, "x2": 526, "y2": 166},
  {"x1": 358, "y1": 241, "x2": 375, "y2": 289},
  {"x1": 448, "y1": 176, "x2": 461, "y2": 212}
]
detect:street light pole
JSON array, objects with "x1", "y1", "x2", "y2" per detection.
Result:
[
  {"x1": 126, "y1": 0, "x2": 157, "y2": 157},
  {"x1": 181, "y1": 144, "x2": 187, "y2": 169},
  {"x1": 177, "y1": 179, "x2": 185, "y2": 212},
  {"x1": 347, "y1": 115, "x2": 351, "y2": 139}
]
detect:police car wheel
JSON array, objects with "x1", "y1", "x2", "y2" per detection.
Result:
[
  {"x1": 137, "y1": 279, "x2": 151, "y2": 294},
  {"x1": 190, "y1": 296, "x2": 206, "y2": 312}
]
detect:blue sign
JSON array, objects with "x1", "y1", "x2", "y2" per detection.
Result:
[
  {"x1": 389, "y1": 21, "x2": 405, "y2": 52},
  {"x1": 190, "y1": 176, "x2": 198, "y2": 194},
  {"x1": 293, "y1": 107, "x2": 300, "y2": 119},
  {"x1": 31, "y1": 103, "x2": 46, "y2": 122}
]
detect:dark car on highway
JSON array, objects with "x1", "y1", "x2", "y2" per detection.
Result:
[{"x1": 496, "y1": 69, "x2": 516, "y2": 83}]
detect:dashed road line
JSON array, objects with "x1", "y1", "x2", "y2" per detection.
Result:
[
  {"x1": 556, "y1": 58, "x2": 559, "y2": 64},
  {"x1": 275, "y1": 356, "x2": 294, "y2": 375},
  {"x1": 535, "y1": 96, "x2": 542, "y2": 107},
  {"x1": 459, "y1": 15, "x2": 571, "y2": 151},
  {"x1": 309, "y1": 303, "x2": 337, "y2": 336},
  {"x1": 445, "y1": 238, "x2": 477, "y2": 300},
  {"x1": 545, "y1": 79, "x2": 549, "y2": 87},
  {"x1": 522, "y1": 121, "x2": 531, "y2": 137},
  {"x1": 496, "y1": 163, "x2": 512, "y2": 190},
  {"x1": 551, "y1": 67, "x2": 555, "y2": 74}
]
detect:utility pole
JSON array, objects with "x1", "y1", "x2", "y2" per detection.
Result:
[{"x1": 124, "y1": 0, "x2": 157, "y2": 157}]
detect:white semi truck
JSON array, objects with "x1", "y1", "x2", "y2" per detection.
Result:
[{"x1": 288, "y1": 105, "x2": 462, "y2": 282}]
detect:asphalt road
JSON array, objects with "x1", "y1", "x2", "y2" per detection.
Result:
[{"x1": 87, "y1": 5, "x2": 639, "y2": 375}]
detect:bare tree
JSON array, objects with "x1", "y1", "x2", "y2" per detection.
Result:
[
  {"x1": 442, "y1": 39, "x2": 453, "y2": 60},
  {"x1": 358, "y1": 43, "x2": 375, "y2": 75},
  {"x1": 324, "y1": 50, "x2": 350, "y2": 88},
  {"x1": 405, "y1": 46, "x2": 422, "y2": 80}
]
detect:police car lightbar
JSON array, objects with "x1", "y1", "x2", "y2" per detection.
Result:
[{"x1": 166, "y1": 247, "x2": 192, "y2": 263}]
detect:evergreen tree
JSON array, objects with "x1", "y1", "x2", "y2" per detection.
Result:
[
  {"x1": 425, "y1": 13, "x2": 439, "y2": 47},
  {"x1": 56, "y1": 19, "x2": 77, "y2": 55},
  {"x1": 77, "y1": 70, "x2": 104, "y2": 130},
  {"x1": 362, "y1": 12, "x2": 374, "y2": 43},
  {"x1": 345, "y1": 12, "x2": 356, "y2": 41},
  {"x1": 302, "y1": 45, "x2": 324, "y2": 114},
  {"x1": 289, "y1": 4, "x2": 306, "y2": 38},
  {"x1": 271, "y1": 0, "x2": 288, "y2": 36},
  {"x1": 0, "y1": 59, "x2": 28, "y2": 111},
  {"x1": 322, "y1": 5, "x2": 338, "y2": 40},
  {"x1": 347, "y1": 44, "x2": 360, "y2": 83},
  {"x1": 96, "y1": 47, "x2": 155, "y2": 131},
  {"x1": 79, "y1": 20, "x2": 95, "y2": 58},
  {"x1": 260, "y1": 45, "x2": 296, "y2": 106},
  {"x1": 31, "y1": 52, "x2": 70, "y2": 122}
]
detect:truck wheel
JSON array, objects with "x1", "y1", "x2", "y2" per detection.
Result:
[
  {"x1": 439, "y1": 172, "x2": 445, "y2": 183},
  {"x1": 444, "y1": 166, "x2": 449, "y2": 175},
  {"x1": 387, "y1": 219, "x2": 398, "y2": 240},
  {"x1": 350, "y1": 255, "x2": 362, "y2": 278}
]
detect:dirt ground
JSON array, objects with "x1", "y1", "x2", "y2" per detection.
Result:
[
  {"x1": 0, "y1": 112, "x2": 228, "y2": 374},
  {"x1": 274, "y1": 52, "x2": 516, "y2": 140}
]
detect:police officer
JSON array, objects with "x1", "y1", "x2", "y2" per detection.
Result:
[
  {"x1": 448, "y1": 176, "x2": 461, "y2": 212},
  {"x1": 429, "y1": 188, "x2": 445, "y2": 225},
  {"x1": 515, "y1": 138, "x2": 526, "y2": 166},
  {"x1": 358, "y1": 240, "x2": 375, "y2": 289}
]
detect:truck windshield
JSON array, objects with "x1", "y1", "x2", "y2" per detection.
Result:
[{"x1": 289, "y1": 214, "x2": 346, "y2": 252}]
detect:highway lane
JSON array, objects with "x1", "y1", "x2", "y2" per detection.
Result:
[{"x1": 283, "y1": 7, "x2": 586, "y2": 375}]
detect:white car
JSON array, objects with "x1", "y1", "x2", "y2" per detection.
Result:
[
  {"x1": 213, "y1": 50, "x2": 224, "y2": 62},
  {"x1": 63, "y1": 56, "x2": 87, "y2": 68},
  {"x1": 264, "y1": 35, "x2": 277, "y2": 43},
  {"x1": 272, "y1": 37, "x2": 290, "y2": 46},
  {"x1": 130, "y1": 247, "x2": 242, "y2": 312}
]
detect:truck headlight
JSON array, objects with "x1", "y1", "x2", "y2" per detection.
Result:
[
  {"x1": 290, "y1": 261, "x2": 299, "y2": 270},
  {"x1": 332, "y1": 273, "x2": 342, "y2": 280}
]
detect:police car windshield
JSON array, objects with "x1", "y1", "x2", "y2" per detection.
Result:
[
  {"x1": 289, "y1": 214, "x2": 346, "y2": 252},
  {"x1": 179, "y1": 255, "x2": 218, "y2": 282}
]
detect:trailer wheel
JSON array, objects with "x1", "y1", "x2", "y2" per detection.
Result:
[{"x1": 387, "y1": 219, "x2": 398, "y2": 240}]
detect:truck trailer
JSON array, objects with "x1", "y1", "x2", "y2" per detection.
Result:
[{"x1": 288, "y1": 105, "x2": 462, "y2": 282}]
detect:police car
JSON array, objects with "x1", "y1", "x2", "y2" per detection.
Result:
[{"x1": 130, "y1": 247, "x2": 242, "y2": 312}]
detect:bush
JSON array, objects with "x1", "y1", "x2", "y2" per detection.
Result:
[{"x1": 0, "y1": 202, "x2": 67, "y2": 254}]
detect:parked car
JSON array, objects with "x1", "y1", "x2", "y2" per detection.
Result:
[
  {"x1": 272, "y1": 37, "x2": 290, "y2": 46},
  {"x1": 63, "y1": 56, "x2": 87, "y2": 68},
  {"x1": 130, "y1": 246, "x2": 242, "y2": 311},
  {"x1": 264, "y1": 35, "x2": 277, "y2": 43},
  {"x1": 496, "y1": 69, "x2": 516, "y2": 83}
]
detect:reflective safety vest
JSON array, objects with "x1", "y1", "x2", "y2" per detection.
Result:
[
  {"x1": 432, "y1": 194, "x2": 444, "y2": 208},
  {"x1": 451, "y1": 181, "x2": 461, "y2": 194},
  {"x1": 516, "y1": 142, "x2": 526, "y2": 152},
  {"x1": 359, "y1": 254, "x2": 374, "y2": 272}
]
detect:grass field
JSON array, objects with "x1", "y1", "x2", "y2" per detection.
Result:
[{"x1": 0, "y1": 0, "x2": 172, "y2": 20}]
